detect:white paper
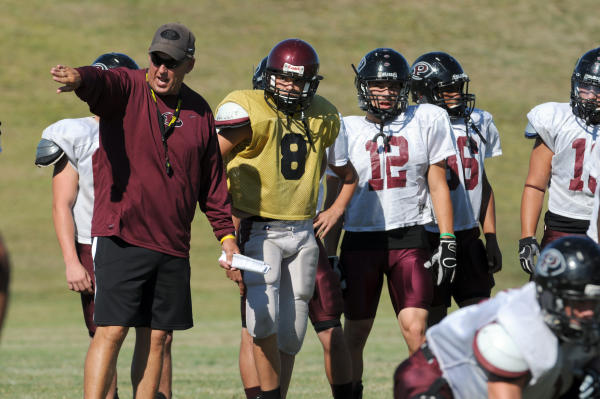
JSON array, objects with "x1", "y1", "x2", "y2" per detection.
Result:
[{"x1": 219, "y1": 252, "x2": 271, "y2": 274}]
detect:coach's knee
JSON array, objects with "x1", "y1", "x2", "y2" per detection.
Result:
[{"x1": 96, "y1": 325, "x2": 129, "y2": 345}]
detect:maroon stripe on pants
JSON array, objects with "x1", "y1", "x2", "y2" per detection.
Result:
[{"x1": 76, "y1": 242, "x2": 96, "y2": 337}]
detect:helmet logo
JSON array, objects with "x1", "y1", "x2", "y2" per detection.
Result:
[
  {"x1": 452, "y1": 73, "x2": 469, "y2": 81},
  {"x1": 583, "y1": 73, "x2": 600, "y2": 83},
  {"x1": 536, "y1": 248, "x2": 567, "y2": 277},
  {"x1": 92, "y1": 63, "x2": 109, "y2": 70},
  {"x1": 377, "y1": 71, "x2": 397, "y2": 79},
  {"x1": 283, "y1": 63, "x2": 304, "y2": 76},
  {"x1": 411, "y1": 61, "x2": 433, "y2": 80},
  {"x1": 584, "y1": 284, "x2": 600, "y2": 296}
]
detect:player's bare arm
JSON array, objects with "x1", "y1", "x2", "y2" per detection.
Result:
[
  {"x1": 52, "y1": 157, "x2": 93, "y2": 294},
  {"x1": 217, "y1": 124, "x2": 252, "y2": 158},
  {"x1": 480, "y1": 171, "x2": 496, "y2": 234},
  {"x1": 427, "y1": 160, "x2": 454, "y2": 235},
  {"x1": 50, "y1": 65, "x2": 82, "y2": 93},
  {"x1": 225, "y1": 214, "x2": 245, "y2": 294},
  {"x1": 487, "y1": 378, "x2": 527, "y2": 399},
  {"x1": 314, "y1": 161, "x2": 358, "y2": 239},
  {"x1": 481, "y1": 171, "x2": 502, "y2": 273},
  {"x1": 520, "y1": 137, "x2": 553, "y2": 238}
]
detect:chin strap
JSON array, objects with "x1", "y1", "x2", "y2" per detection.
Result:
[{"x1": 370, "y1": 119, "x2": 390, "y2": 152}]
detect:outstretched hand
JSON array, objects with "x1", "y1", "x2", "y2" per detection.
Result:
[{"x1": 50, "y1": 65, "x2": 82, "y2": 93}]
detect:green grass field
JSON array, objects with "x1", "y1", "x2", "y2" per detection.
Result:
[{"x1": 1, "y1": 0, "x2": 599, "y2": 397}]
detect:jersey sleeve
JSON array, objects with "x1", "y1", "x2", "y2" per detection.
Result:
[
  {"x1": 215, "y1": 101, "x2": 250, "y2": 129},
  {"x1": 425, "y1": 106, "x2": 457, "y2": 165},
  {"x1": 473, "y1": 322, "x2": 530, "y2": 380},
  {"x1": 41, "y1": 120, "x2": 79, "y2": 168},
  {"x1": 484, "y1": 113, "x2": 503, "y2": 159},
  {"x1": 526, "y1": 103, "x2": 557, "y2": 152},
  {"x1": 326, "y1": 114, "x2": 349, "y2": 167}
]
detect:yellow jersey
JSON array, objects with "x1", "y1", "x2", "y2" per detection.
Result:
[{"x1": 218, "y1": 90, "x2": 340, "y2": 220}]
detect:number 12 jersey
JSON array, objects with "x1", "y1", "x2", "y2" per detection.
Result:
[{"x1": 342, "y1": 104, "x2": 455, "y2": 232}]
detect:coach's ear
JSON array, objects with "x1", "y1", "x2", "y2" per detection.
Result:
[{"x1": 183, "y1": 57, "x2": 195, "y2": 74}]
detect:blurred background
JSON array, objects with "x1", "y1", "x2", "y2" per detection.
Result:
[{"x1": 1, "y1": 0, "x2": 599, "y2": 397}]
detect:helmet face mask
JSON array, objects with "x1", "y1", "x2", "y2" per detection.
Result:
[
  {"x1": 534, "y1": 237, "x2": 600, "y2": 346},
  {"x1": 354, "y1": 48, "x2": 410, "y2": 122},
  {"x1": 571, "y1": 53, "x2": 600, "y2": 125},
  {"x1": 263, "y1": 39, "x2": 322, "y2": 115},
  {"x1": 411, "y1": 52, "x2": 475, "y2": 120}
]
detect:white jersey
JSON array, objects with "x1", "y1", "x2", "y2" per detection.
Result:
[
  {"x1": 426, "y1": 108, "x2": 502, "y2": 232},
  {"x1": 42, "y1": 117, "x2": 99, "y2": 244},
  {"x1": 527, "y1": 102, "x2": 599, "y2": 220},
  {"x1": 586, "y1": 141, "x2": 600, "y2": 242},
  {"x1": 342, "y1": 104, "x2": 456, "y2": 231},
  {"x1": 427, "y1": 282, "x2": 598, "y2": 399}
]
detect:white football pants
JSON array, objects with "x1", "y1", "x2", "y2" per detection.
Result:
[{"x1": 242, "y1": 219, "x2": 319, "y2": 355}]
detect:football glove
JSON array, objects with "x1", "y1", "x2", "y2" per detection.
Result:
[
  {"x1": 579, "y1": 368, "x2": 600, "y2": 399},
  {"x1": 518, "y1": 236, "x2": 539, "y2": 274},
  {"x1": 425, "y1": 237, "x2": 457, "y2": 286},
  {"x1": 484, "y1": 233, "x2": 502, "y2": 274},
  {"x1": 328, "y1": 256, "x2": 347, "y2": 290}
]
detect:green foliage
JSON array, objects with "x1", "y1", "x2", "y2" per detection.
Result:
[{"x1": 1, "y1": 0, "x2": 599, "y2": 397}]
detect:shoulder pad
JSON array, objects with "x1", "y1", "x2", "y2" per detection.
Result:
[
  {"x1": 35, "y1": 138, "x2": 65, "y2": 167},
  {"x1": 215, "y1": 102, "x2": 250, "y2": 129},
  {"x1": 473, "y1": 322, "x2": 530, "y2": 378},
  {"x1": 524, "y1": 122, "x2": 538, "y2": 139}
]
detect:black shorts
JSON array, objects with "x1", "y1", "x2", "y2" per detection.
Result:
[{"x1": 93, "y1": 236, "x2": 193, "y2": 330}]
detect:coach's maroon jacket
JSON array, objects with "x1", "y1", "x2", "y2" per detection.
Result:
[{"x1": 74, "y1": 66, "x2": 234, "y2": 258}]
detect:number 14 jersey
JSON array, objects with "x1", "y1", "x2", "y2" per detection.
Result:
[
  {"x1": 342, "y1": 104, "x2": 455, "y2": 232},
  {"x1": 527, "y1": 102, "x2": 599, "y2": 220}
]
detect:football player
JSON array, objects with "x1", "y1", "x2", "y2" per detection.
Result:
[
  {"x1": 37, "y1": 53, "x2": 173, "y2": 399},
  {"x1": 215, "y1": 39, "x2": 356, "y2": 399},
  {"x1": 519, "y1": 47, "x2": 600, "y2": 274},
  {"x1": 410, "y1": 52, "x2": 503, "y2": 325},
  {"x1": 327, "y1": 48, "x2": 456, "y2": 398},
  {"x1": 394, "y1": 235, "x2": 600, "y2": 399},
  {"x1": 226, "y1": 56, "x2": 354, "y2": 399}
]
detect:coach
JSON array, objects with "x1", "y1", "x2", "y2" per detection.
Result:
[{"x1": 50, "y1": 23, "x2": 238, "y2": 399}]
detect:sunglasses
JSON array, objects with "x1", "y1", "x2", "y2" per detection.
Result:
[{"x1": 150, "y1": 53, "x2": 184, "y2": 70}]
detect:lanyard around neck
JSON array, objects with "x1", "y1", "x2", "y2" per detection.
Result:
[{"x1": 146, "y1": 72, "x2": 182, "y2": 177}]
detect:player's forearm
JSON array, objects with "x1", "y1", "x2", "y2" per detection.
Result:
[
  {"x1": 520, "y1": 187, "x2": 545, "y2": 238},
  {"x1": 488, "y1": 381, "x2": 523, "y2": 399},
  {"x1": 428, "y1": 163, "x2": 454, "y2": 234},
  {"x1": 482, "y1": 187, "x2": 497, "y2": 235},
  {"x1": 322, "y1": 175, "x2": 343, "y2": 255},
  {"x1": 327, "y1": 164, "x2": 357, "y2": 217},
  {"x1": 52, "y1": 206, "x2": 79, "y2": 264}
]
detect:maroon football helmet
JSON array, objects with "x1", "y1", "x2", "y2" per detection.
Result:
[{"x1": 263, "y1": 38, "x2": 322, "y2": 115}]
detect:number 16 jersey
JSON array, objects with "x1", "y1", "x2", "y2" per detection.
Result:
[{"x1": 342, "y1": 104, "x2": 456, "y2": 232}]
